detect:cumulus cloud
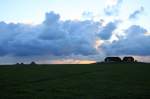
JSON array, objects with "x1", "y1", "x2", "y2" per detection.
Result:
[
  {"x1": 129, "y1": 7, "x2": 144, "y2": 19},
  {"x1": 0, "y1": 11, "x2": 150, "y2": 64},
  {"x1": 104, "y1": 0, "x2": 123, "y2": 16},
  {"x1": 102, "y1": 25, "x2": 150, "y2": 56},
  {"x1": 0, "y1": 12, "x2": 104, "y2": 57},
  {"x1": 98, "y1": 21, "x2": 118, "y2": 40},
  {"x1": 43, "y1": 11, "x2": 60, "y2": 25}
]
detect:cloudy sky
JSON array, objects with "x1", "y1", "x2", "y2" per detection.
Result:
[{"x1": 0, "y1": 0, "x2": 150, "y2": 64}]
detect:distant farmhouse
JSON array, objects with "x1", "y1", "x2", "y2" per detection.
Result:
[
  {"x1": 104, "y1": 56, "x2": 135, "y2": 63},
  {"x1": 123, "y1": 57, "x2": 134, "y2": 62},
  {"x1": 105, "y1": 57, "x2": 122, "y2": 62}
]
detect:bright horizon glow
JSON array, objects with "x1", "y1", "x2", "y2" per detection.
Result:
[{"x1": 50, "y1": 59, "x2": 95, "y2": 64}]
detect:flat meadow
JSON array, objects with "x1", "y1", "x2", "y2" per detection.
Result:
[{"x1": 0, "y1": 63, "x2": 150, "y2": 99}]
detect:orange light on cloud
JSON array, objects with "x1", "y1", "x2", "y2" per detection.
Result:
[
  {"x1": 94, "y1": 39, "x2": 104, "y2": 51},
  {"x1": 144, "y1": 32, "x2": 150, "y2": 36}
]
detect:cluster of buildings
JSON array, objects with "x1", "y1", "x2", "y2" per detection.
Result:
[{"x1": 104, "y1": 56, "x2": 136, "y2": 63}]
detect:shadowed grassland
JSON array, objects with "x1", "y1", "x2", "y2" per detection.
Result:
[{"x1": 0, "y1": 63, "x2": 150, "y2": 99}]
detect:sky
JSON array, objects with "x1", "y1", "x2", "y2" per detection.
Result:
[{"x1": 0, "y1": 0, "x2": 150, "y2": 64}]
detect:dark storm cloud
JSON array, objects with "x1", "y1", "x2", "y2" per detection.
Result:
[
  {"x1": 104, "y1": 0, "x2": 123, "y2": 16},
  {"x1": 129, "y1": 7, "x2": 144, "y2": 19},
  {"x1": 0, "y1": 12, "x2": 103, "y2": 57},
  {"x1": 1, "y1": 11, "x2": 149, "y2": 59},
  {"x1": 102, "y1": 25, "x2": 150, "y2": 56}
]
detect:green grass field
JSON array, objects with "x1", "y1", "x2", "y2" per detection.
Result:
[{"x1": 0, "y1": 63, "x2": 150, "y2": 99}]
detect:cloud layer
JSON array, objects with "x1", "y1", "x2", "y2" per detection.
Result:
[
  {"x1": 0, "y1": 10, "x2": 150, "y2": 63},
  {"x1": 0, "y1": 12, "x2": 101, "y2": 57}
]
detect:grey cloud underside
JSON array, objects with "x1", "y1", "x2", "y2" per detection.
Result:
[
  {"x1": 102, "y1": 25, "x2": 150, "y2": 56},
  {"x1": 0, "y1": 12, "x2": 102, "y2": 57},
  {"x1": 0, "y1": 11, "x2": 149, "y2": 57},
  {"x1": 98, "y1": 21, "x2": 118, "y2": 40}
]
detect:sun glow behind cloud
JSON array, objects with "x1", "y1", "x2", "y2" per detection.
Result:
[
  {"x1": 94, "y1": 39, "x2": 104, "y2": 51},
  {"x1": 144, "y1": 32, "x2": 150, "y2": 36}
]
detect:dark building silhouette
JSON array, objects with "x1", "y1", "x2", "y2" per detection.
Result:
[
  {"x1": 105, "y1": 57, "x2": 122, "y2": 62},
  {"x1": 20, "y1": 63, "x2": 24, "y2": 65},
  {"x1": 15, "y1": 63, "x2": 20, "y2": 65},
  {"x1": 30, "y1": 61, "x2": 36, "y2": 65},
  {"x1": 123, "y1": 57, "x2": 134, "y2": 62}
]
